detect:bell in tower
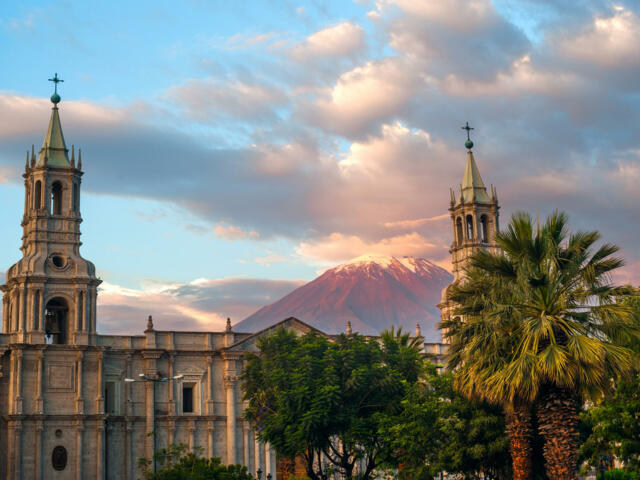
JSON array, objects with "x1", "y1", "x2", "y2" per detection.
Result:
[
  {"x1": 438, "y1": 123, "x2": 500, "y2": 338},
  {"x1": 0, "y1": 74, "x2": 101, "y2": 345}
]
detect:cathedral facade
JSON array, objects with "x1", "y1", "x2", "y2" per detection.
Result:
[
  {"x1": 0, "y1": 89, "x2": 301, "y2": 480},
  {"x1": 0, "y1": 86, "x2": 477, "y2": 480}
]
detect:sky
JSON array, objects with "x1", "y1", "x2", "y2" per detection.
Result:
[{"x1": 1, "y1": 0, "x2": 639, "y2": 334}]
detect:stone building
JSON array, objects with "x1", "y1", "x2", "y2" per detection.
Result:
[
  {"x1": 0, "y1": 84, "x2": 453, "y2": 480},
  {"x1": 438, "y1": 126, "x2": 501, "y2": 337},
  {"x1": 0, "y1": 86, "x2": 328, "y2": 480}
]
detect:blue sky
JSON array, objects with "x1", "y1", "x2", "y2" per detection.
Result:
[{"x1": 2, "y1": 0, "x2": 640, "y2": 333}]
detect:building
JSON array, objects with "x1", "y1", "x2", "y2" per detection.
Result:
[
  {"x1": 438, "y1": 125, "x2": 500, "y2": 336},
  {"x1": 0, "y1": 83, "x2": 470, "y2": 480}
]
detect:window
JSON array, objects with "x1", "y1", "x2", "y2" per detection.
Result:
[
  {"x1": 480, "y1": 215, "x2": 489, "y2": 243},
  {"x1": 105, "y1": 381, "x2": 116, "y2": 414},
  {"x1": 466, "y1": 215, "x2": 474, "y2": 240},
  {"x1": 183, "y1": 385, "x2": 194, "y2": 413},
  {"x1": 35, "y1": 180, "x2": 42, "y2": 209},
  {"x1": 72, "y1": 183, "x2": 79, "y2": 211},
  {"x1": 455, "y1": 217, "x2": 463, "y2": 245},
  {"x1": 51, "y1": 181, "x2": 62, "y2": 215}
]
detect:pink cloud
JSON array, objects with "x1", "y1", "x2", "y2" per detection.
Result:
[{"x1": 289, "y1": 22, "x2": 365, "y2": 59}]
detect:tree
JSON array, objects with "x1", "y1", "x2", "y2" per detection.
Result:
[
  {"x1": 444, "y1": 211, "x2": 639, "y2": 480},
  {"x1": 580, "y1": 296, "x2": 640, "y2": 473},
  {"x1": 380, "y1": 362, "x2": 512, "y2": 480},
  {"x1": 138, "y1": 444, "x2": 254, "y2": 480},
  {"x1": 242, "y1": 328, "x2": 423, "y2": 480}
]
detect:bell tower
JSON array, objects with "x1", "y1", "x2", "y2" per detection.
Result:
[
  {"x1": 439, "y1": 123, "x2": 500, "y2": 332},
  {"x1": 0, "y1": 75, "x2": 101, "y2": 345}
]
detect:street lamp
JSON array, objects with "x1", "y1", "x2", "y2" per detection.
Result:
[{"x1": 124, "y1": 372, "x2": 170, "y2": 473}]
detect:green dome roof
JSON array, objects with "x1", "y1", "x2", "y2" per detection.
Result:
[
  {"x1": 50, "y1": 93, "x2": 61, "y2": 104},
  {"x1": 465, "y1": 139, "x2": 473, "y2": 150}
]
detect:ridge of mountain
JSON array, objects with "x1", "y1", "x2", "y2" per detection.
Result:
[{"x1": 235, "y1": 255, "x2": 453, "y2": 342}]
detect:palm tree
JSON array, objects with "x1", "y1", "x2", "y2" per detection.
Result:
[
  {"x1": 443, "y1": 211, "x2": 639, "y2": 480},
  {"x1": 443, "y1": 268, "x2": 534, "y2": 480}
]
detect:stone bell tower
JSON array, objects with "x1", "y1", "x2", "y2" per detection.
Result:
[
  {"x1": 0, "y1": 74, "x2": 101, "y2": 345},
  {"x1": 439, "y1": 123, "x2": 500, "y2": 332}
]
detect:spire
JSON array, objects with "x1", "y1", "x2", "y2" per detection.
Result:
[
  {"x1": 37, "y1": 73, "x2": 70, "y2": 167},
  {"x1": 346, "y1": 321, "x2": 352, "y2": 335},
  {"x1": 415, "y1": 322, "x2": 422, "y2": 337},
  {"x1": 457, "y1": 122, "x2": 490, "y2": 204},
  {"x1": 225, "y1": 317, "x2": 232, "y2": 332},
  {"x1": 146, "y1": 315, "x2": 154, "y2": 332},
  {"x1": 30, "y1": 145, "x2": 35, "y2": 168}
]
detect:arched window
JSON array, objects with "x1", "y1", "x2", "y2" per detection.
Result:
[
  {"x1": 35, "y1": 180, "x2": 42, "y2": 209},
  {"x1": 480, "y1": 215, "x2": 489, "y2": 243},
  {"x1": 466, "y1": 215, "x2": 474, "y2": 240},
  {"x1": 72, "y1": 183, "x2": 79, "y2": 212},
  {"x1": 51, "y1": 181, "x2": 62, "y2": 215},
  {"x1": 45, "y1": 297, "x2": 68, "y2": 344},
  {"x1": 455, "y1": 217, "x2": 463, "y2": 245}
]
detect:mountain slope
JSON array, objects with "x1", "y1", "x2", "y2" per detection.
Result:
[{"x1": 236, "y1": 255, "x2": 453, "y2": 341}]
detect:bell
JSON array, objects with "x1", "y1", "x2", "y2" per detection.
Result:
[{"x1": 45, "y1": 311, "x2": 61, "y2": 334}]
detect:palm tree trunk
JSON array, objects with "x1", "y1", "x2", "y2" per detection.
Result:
[
  {"x1": 536, "y1": 386, "x2": 579, "y2": 480},
  {"x1": 505, "y1": 404, "x2": 533, "y2": 480}
]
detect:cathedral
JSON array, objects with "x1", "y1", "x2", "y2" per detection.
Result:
[{"x1": 0, "y1": 84, "x2": 496, "y2": 479}]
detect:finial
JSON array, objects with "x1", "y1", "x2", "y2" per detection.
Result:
[
  {"x1": 459, "y1": 184, "x2": 464, "y2": 203},
  {"x1": 48, "y1": 73, "x2": 64, "y2": 105},
  {"x1": 146, "y1": 315, "x2": 154, "y2": 331},
  {"x1": 415, "y1": 323, "x2": 422, "y2": 337},
  {"x1": 461, "y1": 121, "x2": 474, "y2": 150},
  {"x1": 25, "y1": 151, "x2": 30, "y2": 172},
  {"x1": 449, "y1": 187, "x2": 455, "y2": 205},
  {"x1": 346, "y1": 321, "x2": 352, "y2": 335},
  {"x1": 225, "y1": 317, "x2": 232, "y2": 332},
  {"x1": 70, "y1": 145, "x2": 75, "y2": 168},
  {"x1": 78, "y1": 149, "x2": 82, "y2": 169},
  {"x1": 30, "y1": 145, "x2": 35, "y2": 167}
]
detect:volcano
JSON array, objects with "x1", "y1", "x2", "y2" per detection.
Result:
[{"x1": 236, "y1": 255, "x2": 453, "y2": 342}]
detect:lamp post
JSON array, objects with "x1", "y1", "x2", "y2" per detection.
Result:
[{"x1": 125, "y1": 373, "x2": 184, "y2": 473}]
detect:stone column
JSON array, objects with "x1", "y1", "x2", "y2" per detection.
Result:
[
  {"x1": 125, "y1": 422, "x2": 134, "y2": 480},
  {"x1": 125, "y1": 354, "x2": 133, "y2": 416},
  {"x1": 76, "y1": 420, "x2": 84, "y2": 479},
  {"x1": 14, "y1": 349, "x2": 23, "y2": 414},
  {"x1": 266, "y1": 442, "x2": 276, "y2": 479},
  {"x1": 225, "y1": 375, "x2": 237, "y2": 465},
  {"x1": 76, "y1": 350, "x2": 85, "y2": 413},
  {"x1": 243, "y1": 421, "x2": 252, "y2": 471},
  {"x1": 35, "y1": 349, "x2": 44, "y2": 413},
  {"x1": 188, "y1": 420, "x2": 196, "y2": 452},
  {"x1": 145, "y1": 381, "x2": 155, "y2": 463},
  {"x1": 207, "y1": 421, "x2": 215, "y2": 458},
  {"x1": 168, "y1": 354, "x2": 176, "y2": 415},
  {"x1": 14, "y1": 421, "x2": 23, "y2": 480},
  {"x1": 97, "y1": 422, "x2": 105, "y2": 480},
  {"x1": 96, "y1": 351, "x2": 104, "y2": 413},
  {"x1": 2, "y1": 295, "x2": 8, "y2": 333},
  {"x1": 82, "y1": 289, "x2": 88, "y2": 333},
  {"x1": 76, "y1": 290, "x2": 82, "y2": 331},
  {"x1": 254, "y1": 437, "x2": 264, "y2": 476},
  {"x1": 91, "y1": 287, "x2": 97, "y2": 333},
  {"x1": 206, "y1": 356, "x2": 214, "y2": 415},
  {"x1": 35, "y1": 421, "x2": 44, "y2": 480},
  {"x1": 168, "y1": 419, "x2": 176, "y2": 447},
  {"x1": 18, "y1": 286, "x2": 26, "y2": 333},
  {"x1": 38, "y1": 290, "x2": 44, "y2": 332}
]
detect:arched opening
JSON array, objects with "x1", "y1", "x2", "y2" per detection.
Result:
[
  {"x1": 51, "y1": 181, "x2": 63, "y2": 215},
  {"x1": 480, "y1": 215, "x2": 489, "y2": 243},
  {"x1": 72, "y1": 183, "x2": 79, "y2": 212},
  {"x1": 455, "y1": 217, "x2": 463, "y2": 245},
  {"x1": 35, "y1": 180, "x2": 42, "y2": 209},
  {"x1": 466, "y1": 215, "x2": 474, "y2": 240},
  {"x1": 45, "y1": 297, "x2": 69, "y2": 344}
]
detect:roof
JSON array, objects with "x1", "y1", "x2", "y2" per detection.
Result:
[
  {"x1": 225, "y1": 316, "x2": 329, "y2": 352},
  {"x1": 457, "y1": 149, "x2": 490, "y2": 204},
  {"x1": 37, "y1": 105, "x2": 70, "y2": 167}
]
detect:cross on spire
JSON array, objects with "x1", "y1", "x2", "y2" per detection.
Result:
[
  {"x1": 48, "y1": 73, "x2": 64, "y2": 94},
  {"x1": 461, "y1": 121, "x2": 474, "y2": 141}
]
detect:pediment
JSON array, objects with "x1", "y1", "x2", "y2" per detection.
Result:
[
  {"x1": 226, "y1": 317, "x2": 329, "y2": 353},
  {"x1": 104, "y1": 365, "x2": 123, "y2": 377}
]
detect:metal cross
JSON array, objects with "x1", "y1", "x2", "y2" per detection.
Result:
[
  {"x1": 48, "y1": 73, "x2": 64, "y2": 93},
  {"x1": 461, "y1": 121, "x2": 474, "y2": 141}
]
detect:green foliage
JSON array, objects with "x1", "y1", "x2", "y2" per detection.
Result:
[
  {"x1": 379, "y1": 365, "x2": 512, "y2": 480},
  {"x1": 242, "y1": 328, "x2": 423, "y2": 480},
  {"x1": 603, "y1": 469, "x2": 640, "y2": 480},
  {"x1": 580, "y1": 296, "x2": 640, "y2": 473},
  {"x1": 138, "y1": 444, "x2": 253, "y2": 480},
  {"x1": 444, "y1": 210, "x2": 639, "y2": 406}
]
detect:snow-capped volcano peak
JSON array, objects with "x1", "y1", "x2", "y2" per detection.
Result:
[{"x1": 236, "y1": 255, "x2": 453, "y2": 341}]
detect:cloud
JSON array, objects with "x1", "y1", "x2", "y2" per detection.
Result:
[
  {"x1": 215, "y1": 222, "x2": 260, "y2": 240},
  {"x1": 558, "y1": 6, "x2": 640, "y2": 68},
  {"x1": 96, "y1": 277, "x2": 305, "y2": 334},
  {"x1": 289, "y1": 22, "x2": 365, "y2": 59}
]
